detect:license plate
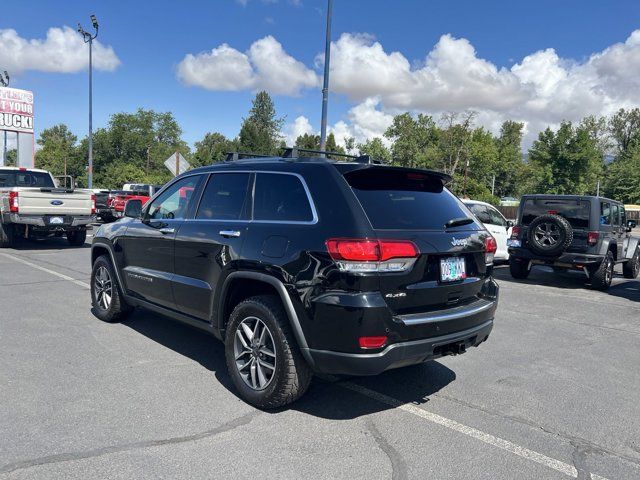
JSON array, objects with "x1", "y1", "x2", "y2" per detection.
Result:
[
  {"x1": 440, "y1": 257, "x2": 466, "y2": 282},
  {"x1": 50, "y1": 216, "x2": 64, "y2": 225},
  {"x1": 507, "y1": 239, "x2": 521, "y2": 247}
]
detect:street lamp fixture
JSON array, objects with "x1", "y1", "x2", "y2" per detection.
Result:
[{"x1": 77, "y1": 15, "x2": 99, "y2": 189}]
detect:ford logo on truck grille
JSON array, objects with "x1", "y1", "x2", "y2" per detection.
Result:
[{"x1": 51, "y1": 200, "x2": 64, "y2": 206}]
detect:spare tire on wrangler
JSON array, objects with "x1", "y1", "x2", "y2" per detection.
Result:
[{"x1": 527, "y1": 214, "x2": 573, "y2": 256}]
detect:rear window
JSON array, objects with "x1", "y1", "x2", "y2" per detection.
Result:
[
  {"x1": 253, "y1": 173, "x2": 314, "y2": 223},
  {"x1": 0, "y1": 170, "x2": 54, "y2": 188},
  {"x1": 522, "y1": 199, "x2": 590, "y2": 229},
  {"x1": 344, "y1": 168, "x2": 479, "y2": 230}
]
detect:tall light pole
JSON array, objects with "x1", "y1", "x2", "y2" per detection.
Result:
[
  {"x1": 0, "y1": 70, "x2": 9, "y2": 166},
  {"x1": 319, "y1": 0, "x2": 333, "y2": 154},
  {"x1": 78, "y1": 15, "x2": 99, "y2": 188}
]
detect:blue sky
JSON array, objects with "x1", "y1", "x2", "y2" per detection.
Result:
[{"x1": 3, "y1": 0, "x2": 640, "y2": 149}]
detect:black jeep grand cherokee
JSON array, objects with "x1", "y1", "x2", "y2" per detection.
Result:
[{"x1": 90, "y1": 151, "x2": 499, "y2": 408}]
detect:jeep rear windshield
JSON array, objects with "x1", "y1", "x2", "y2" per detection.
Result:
[
  {"x1": 343, "y1": 168, "x2": 480, "y2": 230},
  {"x1": 521, "y1": 199, "x2": 590, "y2": 229},
  {"x1": 0, "y1": 169, "x2": 54, "y2": 188}
]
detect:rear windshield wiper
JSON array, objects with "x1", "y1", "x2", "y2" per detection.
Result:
[{"x1": 445, "y1": 217, "x2": 474, "y2": 229}]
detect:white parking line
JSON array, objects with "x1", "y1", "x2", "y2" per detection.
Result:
[
  {"x1": 340, "y1": 382, "x2": 609, "y2": 480},
  {"x1": 0, "y1": 253, "x2": 90, "y2": 289}
]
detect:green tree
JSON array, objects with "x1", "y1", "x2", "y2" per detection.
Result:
[
  {"x1": 4, "y1": 149, "x2": 17, "y2": 167},
  {"x1": 357, "y1": 137, "x2": 391, "y2": 162},
  {"x1": 384, "y1": 112, "x2": 440, "y2": 168},
  {"x1": 527, "y1": 121, "x2": 603, "y2": 195},
  {"x1": 494, "y1": 120, "x2": 525, "y2": 197},
  {"x1": 84, "y1": 108, "x2": 190, "y2": 188},
  {"x1": 603, "y1": 146, "x2": 640, "y2": 203},
  {"x1": 239, "y1": 91, "x2": 284, "y2": 154},
  {"x1": 295, "y1": 133, "x2": 320, "y2": 150},
  {"x1": 438, "y1": 111, "x2": 477, "y2": 176},
  {"x1": 609, "y1": 108, "x2": 640, "y2": 156},
  {"x1": 35, "y1": 124, "x2": 82, "y2": 178},
  {"x1": 192, "y1": 132, "x2": 237, "y2": 167}
]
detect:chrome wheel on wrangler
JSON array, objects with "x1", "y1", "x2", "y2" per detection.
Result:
[
  {"x1": 234, "y1": 316, "x2": 277, "y2": 390},
  {"x1": 94, "y1": 266, "x2": 113, "y2": 310}
]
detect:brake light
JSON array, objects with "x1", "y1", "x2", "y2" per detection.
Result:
[
  {"x1": 359, "y1": 336, "x2": 388, "y2": 349},
  {"x1": 8, "y1": 191, "x2": 19, "y2": 213},
  {"x1": 587, "y1": 231, "x2": 599, "y2": 246},
  {"x1": 511, "y1": 226, "x2": 520, "y2": 239},
  {"x1": 326, "y1": 238, "x2": 419, "y2": 272},
  {"x1": 90, "y1": 194, "x2": 96, "y2": 215},
  {"x1": 484, "y1": 235, "x2": 497, "y2": 265}
]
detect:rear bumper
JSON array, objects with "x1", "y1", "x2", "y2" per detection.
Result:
[
  {"x1": 6, "y1": 213, "x2": 95, "y2": 227},
  {"x1": 307, "y1": 319, "x2": 493, "y2": 376},
  {"x1": 509, "y1": 248, "x2": 603, "y2": 266}
]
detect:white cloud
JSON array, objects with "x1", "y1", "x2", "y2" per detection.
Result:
[
  {"x1": 182, "y1": 29, "x2": 640, "y2": 147},
  {"x1": 0, "y1": 27, "x2": 121, "y2": 74},
  {"x1": 283, "y1": 115, "x2": 315, "y2": 145},
  {"x1": 177, "y1": 36, "x2": 318, "y2": 95}
]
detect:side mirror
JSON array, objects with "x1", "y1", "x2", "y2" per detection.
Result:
[
  {"x1": 507, "y1": 220, "x2": 515, "y2": 228},
  {"x1": 628, "y1": 220, "x2": 637, "y2": 229},
  {"x1": 124, "y1": 199, "x2": 143, "y2": 219}
]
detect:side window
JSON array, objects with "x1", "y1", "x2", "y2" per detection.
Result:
[
  {"x1": 487, "y1": 206, "x2": 507, "y2": 227},
  {"x1": 253, "y1": 173, "x2": 314, "y2": 222},
  {"x1": 196, "y1": 173, "x2": 250, "y2": 220},
  {"x1": 468, "y1": 204, "x2": 492, "y2": 224},
  {"x1": 621, "y1": 207, "x2": 627, "y2": 227},
  {"x1": 146, "y1": 176, "x2": 202, "y2": 220},
  {"x1": 612, "y1": 204, "x2": 620, "y2": 226},
  {"x1": 600, "y1": 202, "x2": 611, "y2": 225}
]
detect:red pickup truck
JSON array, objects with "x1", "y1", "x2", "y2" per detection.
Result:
[{"x1": 108, "y1": 190, "x2": 151, "y2": 218}]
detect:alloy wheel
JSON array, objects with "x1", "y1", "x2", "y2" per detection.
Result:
[
  {"x1": 233, "y1": 316, "x2": 277, "y2": 391},
  {"x1": 533, "y1": 223, "x2": 560, "y2": 247},
  {"x1": 94, "y1": 266, "x2": 113, "y2": 310}
]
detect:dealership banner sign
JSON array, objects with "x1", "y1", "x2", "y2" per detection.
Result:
[{"x1": 0, "y1": 87, "x2": 34, "y2": 133}]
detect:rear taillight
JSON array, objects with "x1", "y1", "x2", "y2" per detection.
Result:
[
  {"x1": 511, "y1": 226, "x2": 520, "y2": 239},
  {"x1": 90, "y1": 194, "x2": 96, "y2": 215},
  {"x1": 326, "y1": 238, "x2": 419, "y2": 272},
  {"x1": 484, "y1": 235, "x2": 497, "y2": 265},
  {"x1": 358, "y1": 336, "x2": 388, "y2": 349},
  {"x1": 8, "y1": 191, "x2": 19, "y2": 213},
  {"x1": 587, "y1": 231, "x2": 599, "y2": 246}
]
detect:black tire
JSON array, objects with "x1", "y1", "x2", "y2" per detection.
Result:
[
  {"x1": 622, "y1": 247, "x2": 640, "y2": 279},
  {"x1": 67, "y1": 228, "x2": 87, "y2": 246},
  {"x1": 527, "y1": 214, "x2": 573, "y2": 256},
  {"x1": 590, "y1": 251, "x2": 614, "y2": 291},
  {"x1": 225, "y1": 295, "x2": 312, "y2": 409},
  {"x1": 91, "y1": 255, "x2": 133, "y2": 322},
  {"x1": 509, "y1": 257, "x2": 531, "y2": 279},
  {"x1": 0, "y1": 221, "x2": 15, "y2": 248}
]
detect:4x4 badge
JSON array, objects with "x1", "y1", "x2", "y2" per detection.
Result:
[{"x1": 451, "y1": 237, "x2": 469, "y2": 247}]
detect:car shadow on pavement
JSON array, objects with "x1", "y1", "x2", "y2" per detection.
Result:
[
  {"x1": 8, "y1": 238, "x2": 91, "y2": 250},
  {"x1": 492, "y1": 265, "x2": 640, "y2": 301},
  {"x1": 122, "y1": 308, "x2": 457, "y2": 418}
]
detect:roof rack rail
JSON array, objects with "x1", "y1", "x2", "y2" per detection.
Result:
[
  {"x1": 282, "y1": 147, "x2": 384, "y2": 164},
  {"x1": 223, "y1": 147, "x2": 385, "y2": 165},
  {"x1": 224, "y1": 152, "x2": 273, "y2": 162}
]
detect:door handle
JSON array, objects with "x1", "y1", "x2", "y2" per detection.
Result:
[
  {"x1": 219, "y1": 230, "x2": 241, "y2": 238},
  {"x1": 159, "y1": 227, "x2": 175, "y2": 234}
]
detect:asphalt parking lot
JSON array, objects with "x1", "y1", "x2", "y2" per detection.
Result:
[{"x1": 1, "y1": 235, "x2": 640, "y2": 480}]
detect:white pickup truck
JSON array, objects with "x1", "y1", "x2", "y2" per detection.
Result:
[{"x1": 0, "y1": 167, "x2": 96, "y2": 248}]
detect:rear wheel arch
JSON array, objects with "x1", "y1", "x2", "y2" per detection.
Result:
[{"x1": 218, "y1": 272, "x2": 315, "y2": 368}]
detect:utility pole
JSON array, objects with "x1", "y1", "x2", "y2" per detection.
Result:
[
  {"x1": 77, "y1": 15, "x2": 99, "y2": 189},
  {"x1": 491, "y1": 175, "x2": 496, "y2": 196},
  {"x1": 319, "y1": 0, "x2": 333, "y2": 154},
  {"x1": 0, "y1": 70, "x2": 9, "y2": 167}
]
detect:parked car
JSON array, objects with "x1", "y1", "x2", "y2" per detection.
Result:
[
  {"x1": 90, "y1": 150, "x2": 499, "y2": 408},
  {"x1": 108, "y1": 190, "x2": 151, "y2": 218},
  {"x1": 508, "y1": 195, "x2": 639, "y2": 289},
  {"x1": 0, "y1": 167, "x2": 96, "y2": 247},
  {"x1": 463, "y1": 200, "x2": 512, "y2": 261}
]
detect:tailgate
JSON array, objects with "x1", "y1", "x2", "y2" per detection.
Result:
[{"x1": 17, "y1": 188, "x2": 92, "y2": 216}]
